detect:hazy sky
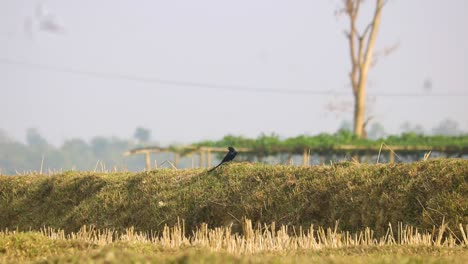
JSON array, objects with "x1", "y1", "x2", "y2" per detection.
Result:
[{"x1": 1, "y1": 0, "x2": 467, "y2": 146}]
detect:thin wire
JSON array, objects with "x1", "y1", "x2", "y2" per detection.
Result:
[
  {"x1": 0, "y1": 58, "x2": 340, "y2": 95},
  {"x1": 0, "y1": 58, "x2": 343, "y2": 95},
  {"x1": 1, "y1": 58, "x2": 467, "y2": 97}
]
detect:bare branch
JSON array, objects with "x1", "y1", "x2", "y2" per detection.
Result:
[
  {"x1": 371, "y1": 41, "x2": 399, "y2": 68},
  {"x1": 344, "y1": 0, "x2": 354, "y2": 16},
  {"x1": 359, "y1": 0, "x2": 388, "y2": 40},
  {"x1": 383, "y1": 41, "x2": 399, "y2": 56},
  {"x1": 354, "y1": 0, "x2": 361, "y2": 18},
  {"x1": 360, "y1": 21, "x2": 373, "y2": 40},
  {"x1": 345, "y1": 0, "x2": 362, "y2": 96},
  {"x1": 357, "y1": 36, "x2": 365, "y2": 66},
  {"x1": 362, "y1": 0, "x2": 384, "y2": 74}
]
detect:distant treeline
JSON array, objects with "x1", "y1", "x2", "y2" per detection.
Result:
[
  {"x1": 0, "y1": 120, "x2": 467, "y2": 174},
  {"x1": 0, "y1": 136, "x2": 136, "y2": 174},
  {"x1": 0, "y1": 128, "x2": 173, "y2": 174}
]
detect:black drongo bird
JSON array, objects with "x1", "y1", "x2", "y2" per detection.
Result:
[{"x1": 208, "y1": 146, "x2": 237, "y2": 172}]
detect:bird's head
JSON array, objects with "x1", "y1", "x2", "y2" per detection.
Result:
[{"x1": 228, "y1": 146, "x2": 235, "y2": 152}]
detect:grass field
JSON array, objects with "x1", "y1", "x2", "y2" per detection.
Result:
[
  {"x1": 1, "y1": 159, "x2": 467, "y2": 263},
  {"x1": 1, "y1": 221, "x2": 467, "y2": 263}
]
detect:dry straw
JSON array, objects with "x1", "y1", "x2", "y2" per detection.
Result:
[{"x1": 2, "y1": 218, "x2": 464, "y2": 255}]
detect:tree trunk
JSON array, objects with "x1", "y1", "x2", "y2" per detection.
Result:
[
  {"x1": 353, "y1": 71, "x2": 368, "y2": 138},
  {"x1": 353, "y1": 93, "x2": 364, "y2": 137}
]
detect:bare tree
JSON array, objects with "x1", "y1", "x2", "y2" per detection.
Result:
[
  {"x1": 134, "y1": 127, "x2": 151, "y2": 143},
  {"x1": 342, "y1": 0, "x2": 386, "y2": 138}
]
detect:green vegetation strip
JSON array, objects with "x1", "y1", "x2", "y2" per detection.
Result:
[
  {"x1": 194, "y1": 132, "x2": 468, "y2": 154},
  {"x1": 0, "y1": 160, "x2": 467, "y2": 237}
]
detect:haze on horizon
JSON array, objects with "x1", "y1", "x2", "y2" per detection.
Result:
[{"x1": 1, "y1": 0, "x2": 467, "y2": 146}]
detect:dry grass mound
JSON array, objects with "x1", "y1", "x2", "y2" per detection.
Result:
[{"x1": 0, "y1": 159, "x2": 467, "y2": 237}]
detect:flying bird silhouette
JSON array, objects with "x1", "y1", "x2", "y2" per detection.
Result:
[{"x1": 208, "y1": 146, "x2": 237, "y2": 172}]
